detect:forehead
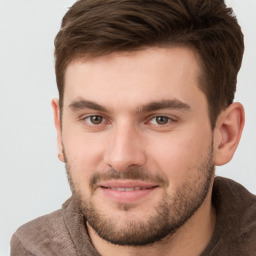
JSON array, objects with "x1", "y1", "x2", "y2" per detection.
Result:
[{"x1": 63, "y1": 46, "x2": 205, "y2": 111}]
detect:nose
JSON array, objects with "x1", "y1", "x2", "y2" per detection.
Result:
[{"x1": 104, "y1": 123, "x2": 146, "y2": 172}]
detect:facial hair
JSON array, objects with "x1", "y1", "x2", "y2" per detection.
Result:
[{"x1": 64, "y1": 144, "x2": 215, "y2": 246}]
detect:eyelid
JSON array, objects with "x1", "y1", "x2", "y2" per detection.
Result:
[
  {"x1": 77, "y1": 112, "x2": 178, "y2": 129},
  {"x1": 85, "y1": 115, "x2": 105, "y2": 124},
  {"x1": 146, "y1": 114, "x2": 178, "y2": 126},
  {"x1": 79, "y1": 113, "x2": 110, "y2": 127}
]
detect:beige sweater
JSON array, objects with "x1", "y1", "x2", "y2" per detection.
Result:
[{"x1": 11, "y1": 177, "x2": 256, "y2": 256}]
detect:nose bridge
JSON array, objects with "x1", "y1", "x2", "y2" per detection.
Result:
[{"x1": 105, "y1": 120, "x2": 146, "y2": 171}]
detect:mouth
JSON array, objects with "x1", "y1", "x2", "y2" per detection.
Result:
[
  {"x1": 102, "y1": 187, "x2": 155, "y2": 192},
  {"x1": 97, "y1": 180, "x2": 159, "y2": 203}
]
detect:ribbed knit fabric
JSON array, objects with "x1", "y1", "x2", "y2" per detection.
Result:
[{"x1": 200, "y1": 177, "x2": 256, "y2": 256}]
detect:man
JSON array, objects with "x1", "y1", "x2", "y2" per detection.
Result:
[{"x1": 11, "y1": 0, "x2": 256, "y2": 255}]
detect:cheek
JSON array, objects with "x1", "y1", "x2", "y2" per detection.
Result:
[
  {"x1": 146, "y1": 129, "x2": 212, "y2": 185},
  {"x1": 62, "y1": 129, "x2": 106, "y2": 182}
]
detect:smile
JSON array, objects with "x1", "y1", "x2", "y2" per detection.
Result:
[
  {"x1": 101, "y1": 186, "x2": 156, "y2": 192},
  {"x1": 97, "y1": 181, "x2": 159, "y2": 203}
]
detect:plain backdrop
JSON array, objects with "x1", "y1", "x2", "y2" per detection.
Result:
[{"x1": 0, "y1": 0, "x2": 255, "y2": 255}]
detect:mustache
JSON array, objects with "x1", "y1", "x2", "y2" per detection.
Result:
[{"x1": 89, "y1": 166, "x2": 169, "y2": 190}]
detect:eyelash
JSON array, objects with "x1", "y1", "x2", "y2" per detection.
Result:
[
  {"x1": 79, "y1": 114, "x2": 177, "y2": 129},
  {"x1": 147, "y1": 116, "x2": 174, "y2": 126},
  {"x1": 82, "y1": 115, "x2": 108, "y2": 126}
]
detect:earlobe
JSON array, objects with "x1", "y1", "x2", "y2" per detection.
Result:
[
  {"x1": 213, "y1": 102, "x2": 245, "y2": 166},
  {"x1": 51, "y1": 98, "x2": 65, "y2": 162}
]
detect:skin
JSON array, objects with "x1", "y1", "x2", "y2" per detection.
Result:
[{"x1": 52, "y1": 46, "x2": 244, "y2": 256}]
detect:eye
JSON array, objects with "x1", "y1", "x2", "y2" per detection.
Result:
[
  {"x1": 84, "y1": 115, "x2": 105, "y2": 125},
  {"x1": 149, "y1": 116, "x2": 172, "y2": 125}
]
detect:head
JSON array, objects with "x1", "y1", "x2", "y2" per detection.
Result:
[
  {"x1": 55, "y1": 0, "x2": 244, "y2": 128},
  {"x1": 52, "y1": 0, "x2": 245, "y2": 247}
]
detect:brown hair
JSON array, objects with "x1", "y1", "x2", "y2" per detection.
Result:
[{"x1": 54, "y1": 0, "x2": 244, "y2": 128}]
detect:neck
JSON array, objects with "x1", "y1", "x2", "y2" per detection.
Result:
[{"x1": 87, "y1": 188, "x2": 216, "y2": 256}]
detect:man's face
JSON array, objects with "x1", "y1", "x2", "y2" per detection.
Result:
[{"x1": 58, "y1": 47, "x2": 215, "y2": 245}]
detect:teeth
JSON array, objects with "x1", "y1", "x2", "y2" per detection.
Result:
[{"x1": 110, "y1": 187, "x2": 143, "y2": 192}]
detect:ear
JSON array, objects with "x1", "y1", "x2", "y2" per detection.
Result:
[
  {"x1": 213, "y1": 102, "x2": 245, "y2": 166},
  {"x1": 51, "y1": 98, "x2": 65, "y2": 162}
]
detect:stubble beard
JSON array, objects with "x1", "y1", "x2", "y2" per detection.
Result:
[{"x1": 64, "y1": 145, "x2": 215, "y2": 246}]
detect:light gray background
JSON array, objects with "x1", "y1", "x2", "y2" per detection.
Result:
[{"x1": 0, "y1": 0, "x2": 255, "y2": 255}]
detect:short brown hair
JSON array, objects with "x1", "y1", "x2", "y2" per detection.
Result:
[{"x1": 54, "y1": 0, "x2": 244, "y2": 128}]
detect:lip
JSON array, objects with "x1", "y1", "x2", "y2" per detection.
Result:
[{"x1": 97, "y1": 180, "x2": 159, "y2": 204}]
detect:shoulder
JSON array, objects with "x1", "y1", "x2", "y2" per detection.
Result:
[
  {"x1": 11, "y1": 234, "x2": 34, "y2": 256},
  {"x1": 11, "y1": 200, "x2": 78, "y2": 256},
  {"x1": 13, "y1": 208, "x2": 63, "y2": 239},
  {"x1": 213, "y1": 176, "x2": 256, "y2": 215},
  {"x1": 211, "y1": 177, "x2": 256, "y2": 254}
]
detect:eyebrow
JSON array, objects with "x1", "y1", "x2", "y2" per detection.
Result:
[
  {"x1": 137, "y1": 99, "x2": 191, "y2": 113},
  {"x1": 69, "y1": 98, "x2": 191, "y2": 113},
  {"x1": 69, "y1": 99, "x2": 108, "y2": 112}
]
